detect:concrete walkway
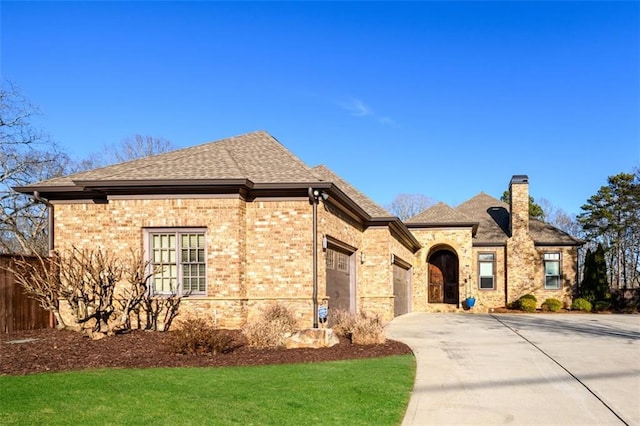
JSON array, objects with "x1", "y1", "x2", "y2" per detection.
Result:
[{"x1": 386, "y1": 313, "x2": 640, "y2": 425}]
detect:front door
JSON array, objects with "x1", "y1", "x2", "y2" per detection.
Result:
[{"x1": 428, "y1": 250, "x2": 459, "y2": 305}]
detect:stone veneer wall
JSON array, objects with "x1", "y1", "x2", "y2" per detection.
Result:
[
  {"x1": 470, "y1": 247, "x2": 507, "y2": 309},
  {"x1": 409, "y1": 227, "x2": 474, "y2": 307}
]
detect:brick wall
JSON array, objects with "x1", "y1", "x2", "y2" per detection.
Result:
[{"x1": 52, "y1": 195, "x2": 412, "y2": 328}]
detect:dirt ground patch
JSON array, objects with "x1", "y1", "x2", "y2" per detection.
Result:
[{"x1": 0, "y1": 328, "x2": 413, "y2": 376}]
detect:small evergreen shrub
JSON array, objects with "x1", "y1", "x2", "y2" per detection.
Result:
[
  {"x1": 519, "y1": 294, "x2": 537, "y2": 303},
  {"x1": 518, "y1": 297, "x2": 537, "y2": 313},
  {"x1": 593, "y1": 300, "x2": 611, "y2": 312},
  {"x1": 541, "y1": 298, "x2": 563, "y2": 312},
  {"x1": 512, "y1": 294, "x2": 537, "y2": 312},
  {"x1": 168, "y1": 317, "x2": 236, "y2": 355},
  {"x1": 243, "y1": 303, "x2": 299, "y2": 349},
  {"x1": 571, "y1": 298, "x2": 592, "y2": 312}
]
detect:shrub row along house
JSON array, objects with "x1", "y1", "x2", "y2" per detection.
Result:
[{"x1": 16, "y1": 131, "x2": 582, "y2": 327}]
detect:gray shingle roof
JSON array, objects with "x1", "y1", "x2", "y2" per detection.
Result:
[
  {"x1": 406, "y1": 202, "x2": 474, "y2": 224},
  {"x1": 455, "y1": 192, "x2": 510, "y2": 244},
  {"x1": 21, "y1": 130, "x2": 396, "y2": 221},
  {"x1": 27, "y1": 131, "x2": 322, "y2": 187},
  {"x1": 312, "y1": 165, "x2": 391, "y2": 218},
  {"x1": 455, "y1": 192, "x2": 581, "y2": 245}
]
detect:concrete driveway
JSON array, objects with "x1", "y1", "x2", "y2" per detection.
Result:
[{"x1": 386, "y1": 313, "x2": 640, "y2": 425}]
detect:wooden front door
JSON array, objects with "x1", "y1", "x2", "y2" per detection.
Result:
[{"x1": 428, "y1": 250, "x2": 459, "y2": 305}]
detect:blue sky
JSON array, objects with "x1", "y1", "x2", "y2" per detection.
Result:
[{"x1": 2, "y1": 1, "x2": 638, "y2": 216}]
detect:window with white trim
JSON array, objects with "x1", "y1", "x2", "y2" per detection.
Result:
[
  {"x1": 148, "y1": 229, "x2": 206, "y2": 296},
  {"x1": 544, "y1": 253, "x2": 561, "y2": 289},
  {"x1": 478, "y1": 253, "x2": 495, "y2": 290}
]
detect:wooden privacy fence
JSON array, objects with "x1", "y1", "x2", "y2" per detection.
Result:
[{"x1": 0, "y1": 254, "x2": 52, "y2": 332}]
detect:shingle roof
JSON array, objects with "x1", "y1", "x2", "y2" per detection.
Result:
[
  {"x1": 26, "y1": 131, "x2": 322, "y2": 187},
  {"x1": 455, "y1": 192, "x2": 510, "y2": 244},
  {"x1": 455, "y1": 192, "x2": 581, "y2": 245},
  {"x1": 312, "y1": 165, "x2": 391, "y2": 218},
  {"x1": 20, "y1": 130, "x2": 396, "y2": 221},
  {"x1": 406, "y1": 202, "x2": 474, "y2": 224}
]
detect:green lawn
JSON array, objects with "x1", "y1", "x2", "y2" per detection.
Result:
[{"x1": 0, "y1": 355, "x2": 415, "y2": 425}]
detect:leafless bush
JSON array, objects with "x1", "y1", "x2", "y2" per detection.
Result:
[
  {"x1": 6, "y1": 247, "x2": 182, "y2": 338},
  {"x1": 330, "y1": 309, "x2": 386, "y2": 345},
  {"x1": 168, "y1": 316, "x2": 236, "y2": 355},
  {"x1": 3, "y1": 253, "x2": 71, "y2": 330},
  {"x1": 328, "y1": 308, "x2": 356, "y2": 337},
  {"x1": 351, "y1": 311, "x2": 386, "y2": 345},
  {"x1": 57, "y1": 248, "x2": 122, "y2": 338},
  {"x1": 243, "y1": 303, "x2": 299, "y2": 349}
]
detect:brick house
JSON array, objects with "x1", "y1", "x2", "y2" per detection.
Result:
[{"x1": 16, "y1": 131, "x2": 582, "y2": 327}]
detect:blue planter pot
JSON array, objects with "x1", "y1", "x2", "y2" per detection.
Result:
[{"x1": 466, "y1": 297, "x2": 476, "y2": 308}]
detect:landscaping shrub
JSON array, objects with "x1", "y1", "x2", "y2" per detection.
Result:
[
  {"x1": 571, "y1": 298, "x2": 592, "y2": 312},
  {"x1": 168, "y1": 317, "x2": 236, "y2": 355},
  {"x1": 329, "y1": 309, "x2": 356, "y2": 337},
  {"x1": 518, "y1": 297, "x2": 537, "y2": 313},
  {"x1": 519, "y1": 294, "x2": 537, "y2": 303},
  {"x1": 330, "y1": 309, "x2": 385, "y2": 345},
  {"x1": 243, "y1": 303, "x2": 299, "y2": 349},
  {"x1": 593, "y1": 300, "x2": 611, "y2": 312},
  {"x1": 540, "y1": 298, "x2": 563, "y2": 312},
  {"x1": 351, "y1": 311, "x2": 386, "y2": 345},
  {"x1": 511, "y1": 294, "x2": 537, "y2": 312}
]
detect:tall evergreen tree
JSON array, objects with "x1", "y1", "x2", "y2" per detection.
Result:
[
  {"x1": 582, "y1": 244, "x2": 610, "y2": 302},
  {"x1": 581, "y1": 248, "x2": 596, "y2": 302},
  {"x1": 578, "y1": 171, "x2": 640, "y2": 288},
  {"x1": 593, "y1": 243, "x2": 610, "y2": 301}
]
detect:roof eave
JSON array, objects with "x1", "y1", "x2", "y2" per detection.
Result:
[
  {"x1": 406, "y1": 221, "x2": 480, "y2": 236},
  {"x1": 369, "y1": 217, "x2": 422, "y2": 252},
  {"x1": 534, "y1": 240, "x2": 584, "y2": 247}
]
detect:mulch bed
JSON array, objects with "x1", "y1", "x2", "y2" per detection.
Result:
[{"x1": 0, "y1": 328, "x2": 413, "y2": 376}]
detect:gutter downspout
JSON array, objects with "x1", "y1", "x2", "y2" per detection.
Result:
[
  {"x1": 33, "y1": 191, "x2": 56, "y2": 329},
  {"x1": 33, "y1": 191, "x2": 54, "y2": 253}
]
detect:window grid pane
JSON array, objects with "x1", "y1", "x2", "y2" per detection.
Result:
[
  {"x1": 181, "y1": 233, "x2": 206, "y2": 293},
  {"x1": 336, "y1": 252, "x2": 349, "y2": 272},
  {"x1": 326, "y1": 249, "x2": 335, "y2": 270},
  {"x1": 151, "y1": 233, "x2": 177, "y2": 294},
  {"x1": 151, "y1": 231, "x2": 206, "y2": 295}
]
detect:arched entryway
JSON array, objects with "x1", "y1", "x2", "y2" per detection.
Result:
[{"x1": 428, "y1": 248, "x2": 459, "y2": 305}]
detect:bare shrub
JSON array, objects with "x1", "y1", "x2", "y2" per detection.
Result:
[
  {"x1": 3, "y1": 253, "x2": 71, "y2": 330},
  {"x1": 5, "y1": 247, "x2": 182, "y2": 338},
  {"x1": 351, "y1": 311, "x2": 386, "y2": 345},
  {"x1": 330, "y1": 309, "x2": 386, "y2": 345},
  {"x1": 329, "y1": 308, "x2": 356, "y2": 337},
  {"x1": 243, "y1": 303, "x2": 299, "y2": 349},
  {"x1": 168, "y1": 317, "x2": 236, "y2": 355}
]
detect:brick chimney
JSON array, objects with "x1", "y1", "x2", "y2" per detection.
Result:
[{"x1": 509, "y1": 175, "x2": 529, "y2": 237}]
